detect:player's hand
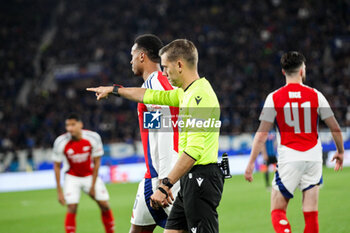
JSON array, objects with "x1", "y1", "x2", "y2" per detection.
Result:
[
  {"x1": 167, "y1": 188, "x2": 174, "y2": 205},
  {"x1": 86, "y1": 86, "x2": 114, "y2": 100},
  {"x1": 57, "y1": 190, "x2": 66, "y2": 206},
  {"x1": 331, "y1": 151, "x2": 344, "y2": 171},
  {"x1": 161, "y1": 188, "x2": 174, "y2": 208},
  {"x1": 150, "y1": 189, "x2": 168, "y2": 209},
  {"x1": 156, "y1": 180, "x2": 174, "y2": 207},
  {"x1": 89, "y1": 186, "x2": 96, "y2": 198},
  {"x1": 244, "y1": 162, "x2": 255, "y2": 182}
]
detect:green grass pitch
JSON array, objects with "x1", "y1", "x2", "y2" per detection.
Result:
[{"x1": 0, "y1": 167, "x2": 349, "y2": 233}]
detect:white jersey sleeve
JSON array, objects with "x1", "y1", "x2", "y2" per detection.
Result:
[
  {"x1": 52, "y1": 134, "x2": 69, "y2": 162},
  {"x1": 157, "y1": 131, "x2": 178, "y2": 179},
  {"x1": 259, "y1": 92, "x2": 276, "y2": 123},
  {"x1": 83, "y1": 131, "x2": 104, "y2": 157},
  {"x1": 315, "y1": 89, "x2": 334, "y2": 120}
]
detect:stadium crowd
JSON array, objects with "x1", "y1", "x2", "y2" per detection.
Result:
[
  {"x1": 1, "y1": 0, "x2": 349, "y2": 161},
  {"x1": 0, "y1": 0, "x2": 57, "y2": 155}
]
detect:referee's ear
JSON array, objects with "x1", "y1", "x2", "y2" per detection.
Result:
[{"x1": 177, "y1": 60, "x2": 183, "y2": 73}]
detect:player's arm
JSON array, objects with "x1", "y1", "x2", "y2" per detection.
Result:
[
  {"x1": 324, "y1": 116, "x2": 344, "y2": 171},
  {"x1": 157, "y1": 131, "x2": 177, "y2": 182},
  {"x1": 86, "y1": 86, "x2": 180, "y2": 106},
  {"x1": 89, "y1": 156, "x2": 101, "y2": 198},
  {"x1": 245, "y1": 93, "x2": 276, "y2": 182},
  {"x1": 317, "y1": 90, "x2": 344, "y2": 171},
  {"x1": 245, "y1": 120, "x2": 274, "y2": 182},
  {"x1": 52, "y1": 138, "x2": 65, "y2": 206},
  {"x1": 54, "y1": 162, "x2": 65, "y2": 205},
  {"x1": 89, "y1": 132, "x2": 104, "y2": 198},
  {"x1": 261, "y1": 143, "x2": 268, "y2": 162}
]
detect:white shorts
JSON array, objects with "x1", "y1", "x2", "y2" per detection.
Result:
[
  {"x1": 272, "y1": 161, "x2": 323, "y2": 199},
  {"x1": 130, "y1": 178, "x2": 180, "y2": 227},
  {"x1": 63, "y1": 173, "x2": 109, "y2": 204}
]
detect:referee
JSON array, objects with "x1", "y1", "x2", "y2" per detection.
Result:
[{"x1": 87, "y1": 39, "x2": 224, "y2": 233}]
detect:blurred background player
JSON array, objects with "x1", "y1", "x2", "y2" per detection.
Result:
[
  {"x1": 261, "y1": 131, "x2": 277, "y2": 188},
  {"x1": 52, "y1": 113, "x2": 115, "y2": 233},
  {"x1": 245, "y1": 51, "x2": 344, "y2": 233},
  {"x1": 118, "y1": 34, "x2": 180, "y2": 233}
]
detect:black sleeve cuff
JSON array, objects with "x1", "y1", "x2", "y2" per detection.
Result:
[{"x1": 183, "y1": 151, "x2": 197, "y2": 161}]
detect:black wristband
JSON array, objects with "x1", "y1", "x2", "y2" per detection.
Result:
[{"x1": 158, "y1": 187, "x2": 168, "y2": 198}]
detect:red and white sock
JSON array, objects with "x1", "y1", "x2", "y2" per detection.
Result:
[
  {"x1": 303, "y1": 211, "x2": 318, "y2": 233},
  {"x1": 271, "y1": 209, "x2": 292, "y2": 233},
  {"x1": 101, "y1": 209, "x2": 115, "y2": 233},
  {"x1": 65, "y1": 212, "x2": 76, "y2": 233}
]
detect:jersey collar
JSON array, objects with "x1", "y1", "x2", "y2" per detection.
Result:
[{"x1": 184, "y1": 77, "x2": 205, "y2": 92}]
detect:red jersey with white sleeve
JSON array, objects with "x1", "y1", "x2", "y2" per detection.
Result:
[
  {"x1": 137, "y1": 71, "x2": 179, "y2": 179},
  {"x1": 259, "y1": 83, "x2": 334, "y2": 163},
  {"x1": 52, "y1": 130, "x2": 104, "y2": 177}
]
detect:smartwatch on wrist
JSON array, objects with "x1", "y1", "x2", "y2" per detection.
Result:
[
  {"x1": 111, "y1": 84, "x2": 122, "y2": 96},
  {"x1": 161, "y1": 177, "x2": 173, "y2": 189}
]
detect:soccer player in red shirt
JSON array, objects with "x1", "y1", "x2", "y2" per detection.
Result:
[
  {"x1": 53, "y1": 113, "x2": 114, "y2": 233},
  {"x1": 245, "y1": 51, "x2": 344, "y2": 233}
]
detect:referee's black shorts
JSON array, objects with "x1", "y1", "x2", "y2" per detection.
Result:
[{"x1": 165, "y1": 163, "x2": 224, "y2": 233}]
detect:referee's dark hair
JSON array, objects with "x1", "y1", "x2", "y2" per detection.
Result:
[
  {"x1": 281, "y1": 51, "x2": 306, "y2": 75},
  {"x1": 134, "y1": 34, "x2": 163, "y2": 63},
  {"x1": 66, "y1": 113, "x2": 82, "y2": 122}
]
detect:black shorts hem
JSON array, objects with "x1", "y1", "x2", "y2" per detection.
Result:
[{"x1": 164, "y1": 225, "x2": 187, "y2": 230}]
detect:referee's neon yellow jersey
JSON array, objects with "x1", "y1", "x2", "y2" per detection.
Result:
[{"x1": 143, "y1": 78, "x2": 221, "y2": 165}]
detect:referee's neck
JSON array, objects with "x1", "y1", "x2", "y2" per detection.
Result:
[{"x1": 181, "y1": 71, "x2": 200, "y2": 90}]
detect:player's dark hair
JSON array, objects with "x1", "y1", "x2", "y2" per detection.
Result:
[
  {"x1": 280, "y1": 51, "x2": 306, "y2": 75},
  {"x1": 66, "y1": 113, "x2": 81, "y2": 122},
  {"x1": 159, "y1": 39, "x2": 198, "y2": 68},
  {"x1": 134, "y1": 34, "x2": 163, "y2": 63}
]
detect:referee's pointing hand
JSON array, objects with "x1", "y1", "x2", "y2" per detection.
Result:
[{"x1": 86, "y1": 86, "x2": 113, "y2": 100}]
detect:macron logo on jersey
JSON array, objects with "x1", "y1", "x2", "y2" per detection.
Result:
[
  {"x1": 195, "y1": 96, "x2": 202, "y2": 105},
  {"x1": 196, "y1": 177, "x2": 204, "y2": 187},
  {"x1": 288, "y1": 91, "x2": 301, "y2": 99},
  {"x1": 143, "y1": 110, "x2": 162, "y2": 129}
]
